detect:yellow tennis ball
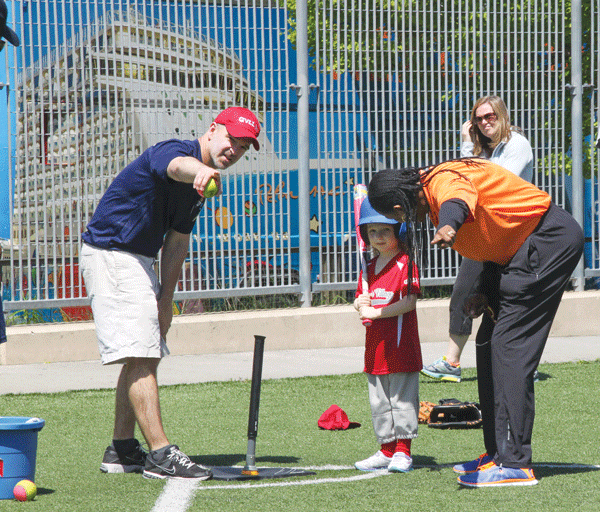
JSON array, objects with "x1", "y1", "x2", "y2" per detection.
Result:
[
  {"x1": 203, "y1": 178, "x2": 219, "y2": 198},
  {"x1": 13, "y1": 479, "x2": 37, "y2": 502}
]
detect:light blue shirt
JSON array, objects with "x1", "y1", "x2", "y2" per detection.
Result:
[{"x1": 461, "y1": 130, "x2": 534, "y2": 183}]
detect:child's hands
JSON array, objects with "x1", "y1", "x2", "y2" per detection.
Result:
[
  {"x1": 355, "y1": 293, "x2": 371, "y2": 309},
  {"x1": 358, "y1": 306, "x2": 379, "y2": 321}
]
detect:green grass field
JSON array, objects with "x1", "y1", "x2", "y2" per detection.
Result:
[{"x1": 0, "y1": 361, "x2": 598, "y2": 511}]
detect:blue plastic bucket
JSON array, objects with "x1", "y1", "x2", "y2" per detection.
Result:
[{"x1": 0, "y1": 417, "x2": 45, "y2": 500}]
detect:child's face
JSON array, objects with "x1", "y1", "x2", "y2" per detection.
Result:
[{"x1": 367, "y1": 223, "x2": 399, "y2": 254}]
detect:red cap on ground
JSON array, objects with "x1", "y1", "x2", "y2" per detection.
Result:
[
  {"x1": 318, "y1": 404, "x2": 361, "y2": 430},
  {"x1": 214, "y1": 107, "x2": 260, "y2": 150}
]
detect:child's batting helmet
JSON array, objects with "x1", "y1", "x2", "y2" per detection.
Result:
[{"x1": 358, "y1": 198, "x2": 407, "y2": 244}]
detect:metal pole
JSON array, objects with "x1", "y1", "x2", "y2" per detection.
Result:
[
  {"x1": 570, "y1": 0, "x2": 585, "y2": 291},
  {"x1": 294, "y1": 0, "x2": 312, "y2": 307},
  {"x1": 0, "y1": 36, "x2": 11, "y2": 241}
]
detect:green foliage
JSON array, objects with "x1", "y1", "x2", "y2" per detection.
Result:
[
  {"x1": 286, "y1": 0, "x2": 570, "y2": 80},
  {"x1": 542, "y1": 131, "x2": 598, "y2": 179},
  {"x1": 5, "y1": 309, "x2": 46, "y2": 326},
  {"x1": 287, "y1": 0, "x2": 402, "y2": 73},
  {"x1": 286, "y1": 1, "x2": 595, "y2": 173},
  {"x1": 542, "y1": 151, "x2": 573, "y2": 176}
]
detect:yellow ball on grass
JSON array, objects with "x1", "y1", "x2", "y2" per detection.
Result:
[{"x1": 13, "y1": 479, "x2": 37, "y2": 502}]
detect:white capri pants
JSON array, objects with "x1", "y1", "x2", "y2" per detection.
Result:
[
  {"x1": 79, "y1": 243, "x2": 169, "y2": 365},
  {"x1": 367, "y1": 372, "x2": 419, "y2": 444}
]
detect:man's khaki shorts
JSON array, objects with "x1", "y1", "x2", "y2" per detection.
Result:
[{"x1": 80, "y1": 243, "x2": 169, "y2": 365}]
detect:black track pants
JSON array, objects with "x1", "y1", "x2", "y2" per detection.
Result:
[
  {"x1": 474, "y1": 203, "x2": 584, "y2": 468},
  {"x1": 449, "y1": 257, "x2": 484, "y2": 336}
]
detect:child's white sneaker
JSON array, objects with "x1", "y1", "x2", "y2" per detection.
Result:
[
  {"x1": 388, "y1": 452, "x2": 413, "y2": 473},
  {"x1": 354, "y1": 450, "x2": 392, "y2": 471}
]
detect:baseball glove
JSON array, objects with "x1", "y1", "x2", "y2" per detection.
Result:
[
  {"x1": 427, "y1": 398, "x2": 482, "y2": 429},
  {"x1": 418, "y1": 401, "x2": 436, "y2": 424}
]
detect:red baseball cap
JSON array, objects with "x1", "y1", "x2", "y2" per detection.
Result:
[
  {"x1": 318, "y1": 405, "x2": 361, "y2": 430},
  {"x1": 214, "y1": 107, "x2": 260, "y2": 150}
]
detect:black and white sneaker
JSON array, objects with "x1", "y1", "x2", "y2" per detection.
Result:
[
  {"x1": 143, "y1": 445, "x2": 213, "y2": 480},
  {"x1": 100, "y1": 440, "x2": 147, "y2": 474}
]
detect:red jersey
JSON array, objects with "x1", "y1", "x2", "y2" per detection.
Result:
[{"x1": 356, "y1": 252, "x2": 422, "y2": 375}]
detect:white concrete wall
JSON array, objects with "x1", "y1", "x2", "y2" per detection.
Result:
[{"x1": 3, "y1": 290, "x2": 599, "y2": 365}]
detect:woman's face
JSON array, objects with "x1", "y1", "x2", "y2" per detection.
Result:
[
  {"x1": 384, "y1": 191, "x2": 429, "y2": 223},
  {"x1": 474, "y1": 102, "x2": 499, "y2": 139}
]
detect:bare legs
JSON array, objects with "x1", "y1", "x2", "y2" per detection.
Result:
[
  {"x1": 446, "y1": 333, "x2": 469, "y2": 365},
  {"x1": 112, "y1": 357, "x2": 169, "y2": 452}
]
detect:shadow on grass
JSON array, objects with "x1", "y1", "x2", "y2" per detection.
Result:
[
  {"x1": 420, "y1": 372, "x2": 552, "y2": 385},
  {"x1": 36, "y1": 487, "x2": 56, "y2": 497},
  {"x1": 412, "y1": 455, "x2": 446, "y2": 471},
  {"x1": 193, "y1": 453, "x2": 303, "y2": 467},
  {"x1": 534, "y1": 462, "x2": 600, "y2": 480}
]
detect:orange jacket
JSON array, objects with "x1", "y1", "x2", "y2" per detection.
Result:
[{"x1": 422, "y1": 159, "x2": 551, "y2": 265}]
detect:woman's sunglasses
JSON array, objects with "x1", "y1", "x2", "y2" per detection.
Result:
[{"x1": 474, "y1": 112, "x2": 497, "y2": 124}]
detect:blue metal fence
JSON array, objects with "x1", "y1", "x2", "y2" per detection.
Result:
[{"x1": 0, "y1": 0, "x2": 597, "y2": 314}]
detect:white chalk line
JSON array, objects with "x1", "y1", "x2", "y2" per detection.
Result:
[
  {"x1": 150, "y1": 479, "x2": 202, "y2": 512},
  {"x1": 151, "y1": 462, "x2": 600, "y2": 512},
  {"x1": 150, "y1": 466, "x2": 389, "y2": 511},
  {"x1": 195, "y1": 468, "x2": 390, "y2": 491}
]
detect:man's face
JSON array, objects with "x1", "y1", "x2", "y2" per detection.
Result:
[{"x1": 206, "y1": 123, "x2": 250, "y2": 169}]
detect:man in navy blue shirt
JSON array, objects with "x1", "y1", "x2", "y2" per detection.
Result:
[{"x1": 80, "y1": 107, "x2": 260, "y2": 480}]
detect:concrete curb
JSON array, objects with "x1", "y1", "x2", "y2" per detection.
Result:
[{"x1": 3, "y1": 290, "x2": 600, "y2": 366}]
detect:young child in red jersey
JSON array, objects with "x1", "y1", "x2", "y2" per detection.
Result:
[{"x1": 353, "y1": 198, "x2": 422, "y2": 473}]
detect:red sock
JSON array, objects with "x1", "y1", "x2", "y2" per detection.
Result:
[
  {"x1": 395, "y1": 439, "x2": 412, "y2": 457},
  {"x1": 381, "y1": 441, "x2": 396, "y2": 458}
]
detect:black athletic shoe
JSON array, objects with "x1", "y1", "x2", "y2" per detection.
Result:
[
  {"x1": 100, "y1": 439, "x2": 147, "y2": 474},
  {"x1": 143, "y1": 445, "x2": 213, "y2": 480}
]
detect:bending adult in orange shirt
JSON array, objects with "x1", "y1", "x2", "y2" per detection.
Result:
[
  {"x1": 368, "y1": 158, "x2": 583, "y2": 488},
  {"x1": 421, "y1": 97, "x2": 535, "y2": 383}
]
